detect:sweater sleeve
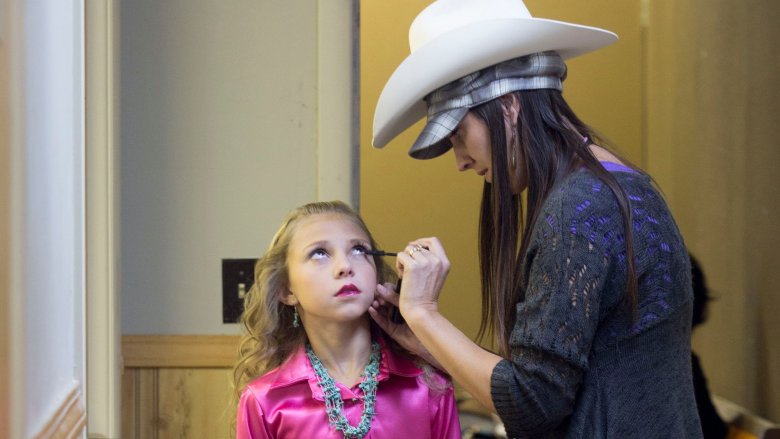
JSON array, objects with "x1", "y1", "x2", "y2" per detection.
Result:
[{"x1": 491, "y1": 184, "x2": 617, "y2": 437}]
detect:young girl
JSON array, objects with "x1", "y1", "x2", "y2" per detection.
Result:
[{"x1": 231, "y1": 201, "x2": 461, "y2": 439}]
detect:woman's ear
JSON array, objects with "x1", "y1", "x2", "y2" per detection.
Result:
[{"x1": 499, "y1": 93, "x2": 520, "y2": 125}]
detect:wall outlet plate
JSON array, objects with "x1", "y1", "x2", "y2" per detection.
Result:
[{"x1": 222, "y1": 258, "x2": 257, "y2": 323}]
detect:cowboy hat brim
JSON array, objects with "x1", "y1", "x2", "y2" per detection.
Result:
[{"x1": 372, "y1": 18, "x2": 618, "y2": 149}]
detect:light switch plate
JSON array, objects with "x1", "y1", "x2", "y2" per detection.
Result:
[{"x1": 222, "y1": 258, "x2": 257, "y2": 323}]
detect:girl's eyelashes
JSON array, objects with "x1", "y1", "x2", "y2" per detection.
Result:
[
  {"x1": 307, "y1": 243, "x2": 371, "y2": 260},
  {"x1": 351, "y1": 244, "x2": 369, "y2": 256},
  {"x1": 309, "y1": 248, "x2": 328, "y2": 260}
]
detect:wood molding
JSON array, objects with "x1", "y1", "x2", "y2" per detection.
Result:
[
  {"x1": 122, "y1": 335, "x2": 240, "y2": 368},
  {"x1": 33, "y1": 385, "x2": 86, "y2": 439}
]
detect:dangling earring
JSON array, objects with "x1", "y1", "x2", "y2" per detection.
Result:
[
  {"x1": 292, "y1": 307, "x2": 300, "y2": 328},
  {"x1": 510, "y1": 125, "x2": 518, "y2": 168}
]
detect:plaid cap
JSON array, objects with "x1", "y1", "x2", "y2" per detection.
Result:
[{"x1": 409, "y1": 51, "x2": 567, "y2": 159}]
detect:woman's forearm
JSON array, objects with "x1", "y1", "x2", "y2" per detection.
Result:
[{"x1": 405, "y1": 307, "x2": 502, "y2": 413}]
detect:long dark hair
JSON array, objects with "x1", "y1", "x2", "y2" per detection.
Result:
[{"x1": 472, "y1": 89, "x2": 640, "y2": 357}]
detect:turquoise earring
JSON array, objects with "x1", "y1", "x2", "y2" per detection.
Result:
[{"x1": 292, "y1": 307, "x2": 300, "y2": 328}]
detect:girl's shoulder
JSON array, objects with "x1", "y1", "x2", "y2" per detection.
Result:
[
  {"x1": 244, "y1": 346, "x2": 311, "y2": 395},
  {"x1": 378, "y1": 340, "x2": 424, "y2": 378},
  {"x1": 379, "y1": 341, "x2": 455, "y2": 391},
  {"x1": 242, "y1": 364, "x2": 283, "y2": 396}
]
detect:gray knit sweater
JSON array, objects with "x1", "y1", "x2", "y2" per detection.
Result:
[{"x1": 490, "y1": 169, "x2": 702, "y2": 438}]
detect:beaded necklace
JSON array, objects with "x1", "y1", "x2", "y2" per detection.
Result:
[{"x1": 305, "y1": 341, "x2": 381, "y2": 439}]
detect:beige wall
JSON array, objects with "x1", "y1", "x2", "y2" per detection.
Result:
[
  {"x1": 120, "y1": 0, "x2": 356, "y2": 335},
  {"x1": 1, "y1": 32, "x2": 11, "y2": 439},
  {"x1": 647, "y1": 0, "x2": 780, "y2": 421},
  {"x1": 361, "y1": 0, "x2": 780, "y2": 423}
]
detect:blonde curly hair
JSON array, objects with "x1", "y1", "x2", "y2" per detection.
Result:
[{"x1": 229, "y1": 201, "x2": 397, "y2": 434}]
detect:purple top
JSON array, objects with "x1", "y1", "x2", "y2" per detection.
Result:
[
  {"x1": 237, "y1": 339, "x2": 461, "y2": 439},
  {"x1": 600, "y1": 160, "x2": 639, "y2": 174}
]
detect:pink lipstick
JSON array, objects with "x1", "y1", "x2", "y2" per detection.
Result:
[{"x1": 336, "y1": 284, "x2": 361, "y2": 297}]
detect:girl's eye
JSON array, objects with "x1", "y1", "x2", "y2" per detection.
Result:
[
  {"x1": 351, "y1": 245, "x2": 368, "y2": 256},
  {"x1": 309, "y1": 248, "x2": 328, "y2": 260}
]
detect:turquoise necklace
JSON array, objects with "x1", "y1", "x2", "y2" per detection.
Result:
[{"x1": 305, "y1": 341, "x2": 381, "y2": 439}]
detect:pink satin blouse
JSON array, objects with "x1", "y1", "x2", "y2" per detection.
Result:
[{"x1": 236, "y1": 341, "x2": 461, "y2": 438}]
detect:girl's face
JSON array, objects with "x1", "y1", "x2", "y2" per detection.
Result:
[{"x1": 283, "y1": 213, "x2": 377, "y2": 328}]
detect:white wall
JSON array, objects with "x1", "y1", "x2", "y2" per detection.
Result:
[
  {"x1": 19, "y1": 0, "x2": 86, "y2": 435},
  {"x1": 121, "y1": 0, "x2": 355, "y2": 334}
]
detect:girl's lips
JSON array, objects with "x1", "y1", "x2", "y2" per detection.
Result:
[{"x1": 336, "y1": 284, "x2": 361, "y2": 296}]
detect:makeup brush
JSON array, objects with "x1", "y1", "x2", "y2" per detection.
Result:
[{"x1": 364, "y1": 249, "x2": 397, "y2": 257}]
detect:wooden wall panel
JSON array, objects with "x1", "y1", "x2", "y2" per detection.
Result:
[
  {"x1": 122, "y1": 336, "x2": 239, "y2": 439},
  {"x1": 123, "y1": 335, "x2": 239, "y2": 368},
  {"x1": 157, "y1": 369, "x2": 233, "y2": 439},
  {"x1": 123, "y1": 368, "x2": 233, "y2": 439},
  {"x1": 122, "y1": 368, "x2": 159, "y2": 439}
]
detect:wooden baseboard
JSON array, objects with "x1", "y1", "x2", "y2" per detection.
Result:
[
  {"x1": 33, "y1": 384, "x2": 86, "y2": 439},
  {"x1": 122, "y1": 335, "x2": 240, "y2": 368}
]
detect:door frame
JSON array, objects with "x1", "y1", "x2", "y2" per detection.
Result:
[{"x1": 85, "y1": 0, "x2": 121, "y2": 436}]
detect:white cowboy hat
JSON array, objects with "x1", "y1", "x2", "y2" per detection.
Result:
[{"x1": 372, "y1": 0, "x2": 618, "y2": 152}]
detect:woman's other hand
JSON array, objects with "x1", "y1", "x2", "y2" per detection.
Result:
[{"x1": 369, "y1": 282, "x2": 442, "y2": 369}]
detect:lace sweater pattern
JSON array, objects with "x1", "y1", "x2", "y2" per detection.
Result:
[{"x1": 491, "y1": 169, "x2": 702, "y2": 439}]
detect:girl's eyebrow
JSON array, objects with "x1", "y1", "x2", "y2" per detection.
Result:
[
  {"x1": 301, "y1": 240, "x2": 330, "y2": 252},
  {"x1": 301, "y1": 238, "x2": 370, "y2": 252}
]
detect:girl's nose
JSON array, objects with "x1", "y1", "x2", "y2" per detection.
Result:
[{"x1": 335, "y1": 255, "x2": 354, "y2": 278}]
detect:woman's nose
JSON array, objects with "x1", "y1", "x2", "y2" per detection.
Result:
[
  {"x1": 454, "y1": 151, "x2": 474, "y2": 172},
  {"x1": 450, "y1": 141, "x2": 472, "y2": 171}
]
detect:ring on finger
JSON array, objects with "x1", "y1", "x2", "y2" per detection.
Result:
[{"x1": 408, "y1": 244, "x2": 425, "y2": 257}]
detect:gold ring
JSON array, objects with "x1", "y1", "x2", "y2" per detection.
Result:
[{"x1": 408, "y1": 244, "x2": 424, "y2": 256}]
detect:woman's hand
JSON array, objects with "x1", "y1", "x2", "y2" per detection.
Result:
[
  {"x1": 369, "y1": 282, "x2": 442, "y2": 369},
  {"x1": 395, "y1": 237, "x2": 451, "y2": 320},
  {"x1": 373, "y1": 240, "x2": 501, "y2": 412}
]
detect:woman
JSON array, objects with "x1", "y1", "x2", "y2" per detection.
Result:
[{"x1": 368, "y1": 0, "x2": 703, "y2": 438}]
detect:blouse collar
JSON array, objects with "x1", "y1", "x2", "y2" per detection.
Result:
[{"x1": 268, "y1": 337, "x2": 423, "y2": 400}]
